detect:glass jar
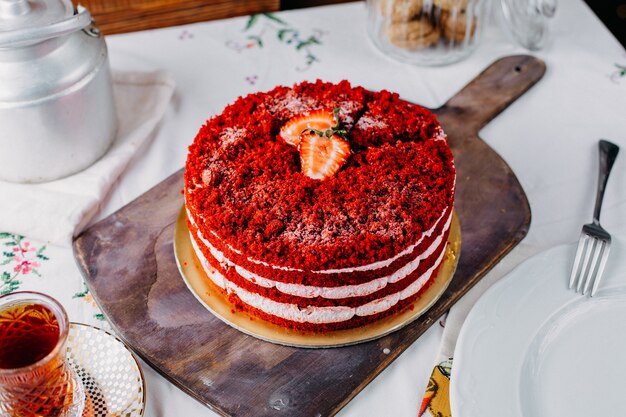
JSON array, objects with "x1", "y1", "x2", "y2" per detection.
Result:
[
  {"x1": 367, "y1": 0, "x2": 488, "y2": 65},
  {"x1": 498, "y1": 0, "x2": 556, "y2": 50}
]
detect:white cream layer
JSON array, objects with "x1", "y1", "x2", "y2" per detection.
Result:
[
  {"x1": 191, "y1": 234, "x2": 446, "y2": 324},
  {"x1": 188, "y1": 209, "x2": 451, "y2": 300}
]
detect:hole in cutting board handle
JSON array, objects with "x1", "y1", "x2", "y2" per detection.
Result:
[{"x1": 515, "y1": 65, "x2": 522, "y2": 72}]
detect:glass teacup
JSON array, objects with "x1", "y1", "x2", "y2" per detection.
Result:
[{"x1": 0, "y1": 291, "x2": 85, "y2": 417}]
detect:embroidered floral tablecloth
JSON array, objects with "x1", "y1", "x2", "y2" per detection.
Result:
[{"x1": 2, "y1": 1, "x2": 625, "y2": 416}]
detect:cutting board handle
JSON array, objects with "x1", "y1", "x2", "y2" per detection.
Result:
[{"x1": 436, "y1": 55, "x2": 546, "y2": 138}]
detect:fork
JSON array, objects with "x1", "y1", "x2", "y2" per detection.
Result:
[{"x1": 569, "y1": 139, "x2": 620, "y2": 296}]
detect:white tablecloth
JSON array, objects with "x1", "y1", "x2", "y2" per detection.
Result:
[{"x1": 2, "y1": 1, "x2": 625, "y2": 416}]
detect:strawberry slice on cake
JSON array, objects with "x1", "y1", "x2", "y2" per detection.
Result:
[
  {"x1": 279, "y1": 108, "x2": 339, "y2": 147},
  {"x1": 299, "y1": 132, "x2": 350, "y2": 180},
  {"x1": 281, "y1": 107, "x2": 352, "y2": 180}
]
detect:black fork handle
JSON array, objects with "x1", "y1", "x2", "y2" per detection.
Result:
[{"x1": 593, "y1": 139, "x2": 620, "y2": 224}]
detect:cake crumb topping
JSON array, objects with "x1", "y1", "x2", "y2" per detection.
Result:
[
  {"x1": 356, "y1": 115, "x2": 387, "y2": 130},
  {"x1": 219, "y1": 127, "x2": 247, "y2": 148},
  {"x1": 184, "y1": 80, "x2": 455, "y2": 270},
  {"x1": 267, "y1": 90, "x2": 318, "y2": 118}
]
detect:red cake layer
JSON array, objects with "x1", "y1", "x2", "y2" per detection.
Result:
[
  {"x1": 185, "y1": 204, "x2": 452, "y2": 286},
  {"x1": 189, "y1": 224, "x2": 450, "y2": 309}
]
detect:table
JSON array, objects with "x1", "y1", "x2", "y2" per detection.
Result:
[{"x1": 2, "y1": 1, "x2": 625, "y2": 416}]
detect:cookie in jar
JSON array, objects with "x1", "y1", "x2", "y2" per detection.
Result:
[{"x1": 368, "y1": 0, "x2": 487, "y2": 65}]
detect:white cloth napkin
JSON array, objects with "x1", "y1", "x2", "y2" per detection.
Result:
[{"x1": 0, "y1": 70, "x2": 175, "y2": 247}]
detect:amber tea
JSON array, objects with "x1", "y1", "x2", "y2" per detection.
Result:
[
  {"x1": 0, "y1": 292, "x2": 84, "y2": 417},
  {"x1": 0, "y1": 302, "x2": 60, "y2": 369}
]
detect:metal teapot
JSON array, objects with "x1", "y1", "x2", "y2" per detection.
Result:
[{"x1": 0, "y1": 0, "x2": 117, "y2": 183}]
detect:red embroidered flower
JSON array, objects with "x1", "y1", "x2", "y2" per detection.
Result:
[
  {"x1": 12, "y1": 241, "x2": 35, "y2": 255},
  {"x1": 12, "y1": 256, "x2": 40, "y2": 274}
]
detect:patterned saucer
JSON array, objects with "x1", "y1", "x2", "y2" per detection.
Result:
[{"x1": 67, "y1": 323, "x2": 146, "y2": 417}]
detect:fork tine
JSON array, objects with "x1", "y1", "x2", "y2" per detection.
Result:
[
  {"x1": 569, "y1": 234, "x2": 587, "y2": 289},
  {"x1": 590, "y1": 241, "x2": 611, "y2": 297},
  {"x1": 571, "y1": 140, "x2": 619, "y2": 296},
  {"x1": 576, "y1": 236, "x2": 595, "y2": 293},
  {"x1": 582, "y1": 239, "x2": 603, "y2": 295}
]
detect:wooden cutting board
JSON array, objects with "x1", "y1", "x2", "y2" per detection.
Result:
[{"x1": 74, "y1": 55, "x2": 544, "y2": 417}]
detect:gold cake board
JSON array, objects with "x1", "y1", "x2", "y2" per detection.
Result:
[{"x1": 174, "y1": 207, "x2": 461, "y2": 348}]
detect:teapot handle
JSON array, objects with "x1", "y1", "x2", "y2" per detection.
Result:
[{"x1": 0, "y1": 5, "x2": 93, "y2": 47}]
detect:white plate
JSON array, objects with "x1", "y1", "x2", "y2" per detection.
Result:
[{"x1": 450, "y1": 237, "x2": 626, "y2": 417}]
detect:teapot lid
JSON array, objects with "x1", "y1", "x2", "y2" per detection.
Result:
[{"x1": 0, "y1": 0, "x2": 73, "y2": 32}]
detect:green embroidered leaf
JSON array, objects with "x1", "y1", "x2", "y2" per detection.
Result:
[
  {"x1": 37, "y1": 254, "x2": 49, "y2": 261},
  {"x1": 262, "y1": 13, "x2": 286, "y2": 25},
  {"x1": 244, "y1": 15, "x2": 259, "y2": 31},
  {"x1": 238, "y1": 14, "x2": 322, "y2": 70},
  {"x1": 3, "y1": 242, "x2": 16, "y2": 247},
  {"x1": 73, "y1": 290, "x2": 88, "y2": 299},
  {"x1": 277, "y1": 28, "x2": 294, "y2": 41},
  {"x1": 305, "y1": 53, "x2": 319, "y2": 65},
  {"x1": 296, "y1": 36, "x2": 321, "y2": 50},
  {"x1": 74, "y1": 282, "x2": 90, "y2": 299},
  {"x1": 0, "y1": 232, "x2": 13, "y2": 239},
  {"x1": 1, "y1": 280, "x2": 20, "y2": 295},
  {"x1": 2, "y1": 271, "x2": 11, "y2": 281},
  {"x1": 247, "y1": 35, "x2": 263, "y2": 48},
  {"x1": 94, "y1": 313, "x2": 106, "y2": 321}
]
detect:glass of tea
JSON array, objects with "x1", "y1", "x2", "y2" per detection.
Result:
[{"x1": 0, "y1": 291, "x2": 85, "y2": 417}]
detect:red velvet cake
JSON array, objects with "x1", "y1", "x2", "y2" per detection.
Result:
[{"x1": 184, "y1": 80, "x2": 456, "y2": 332}]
